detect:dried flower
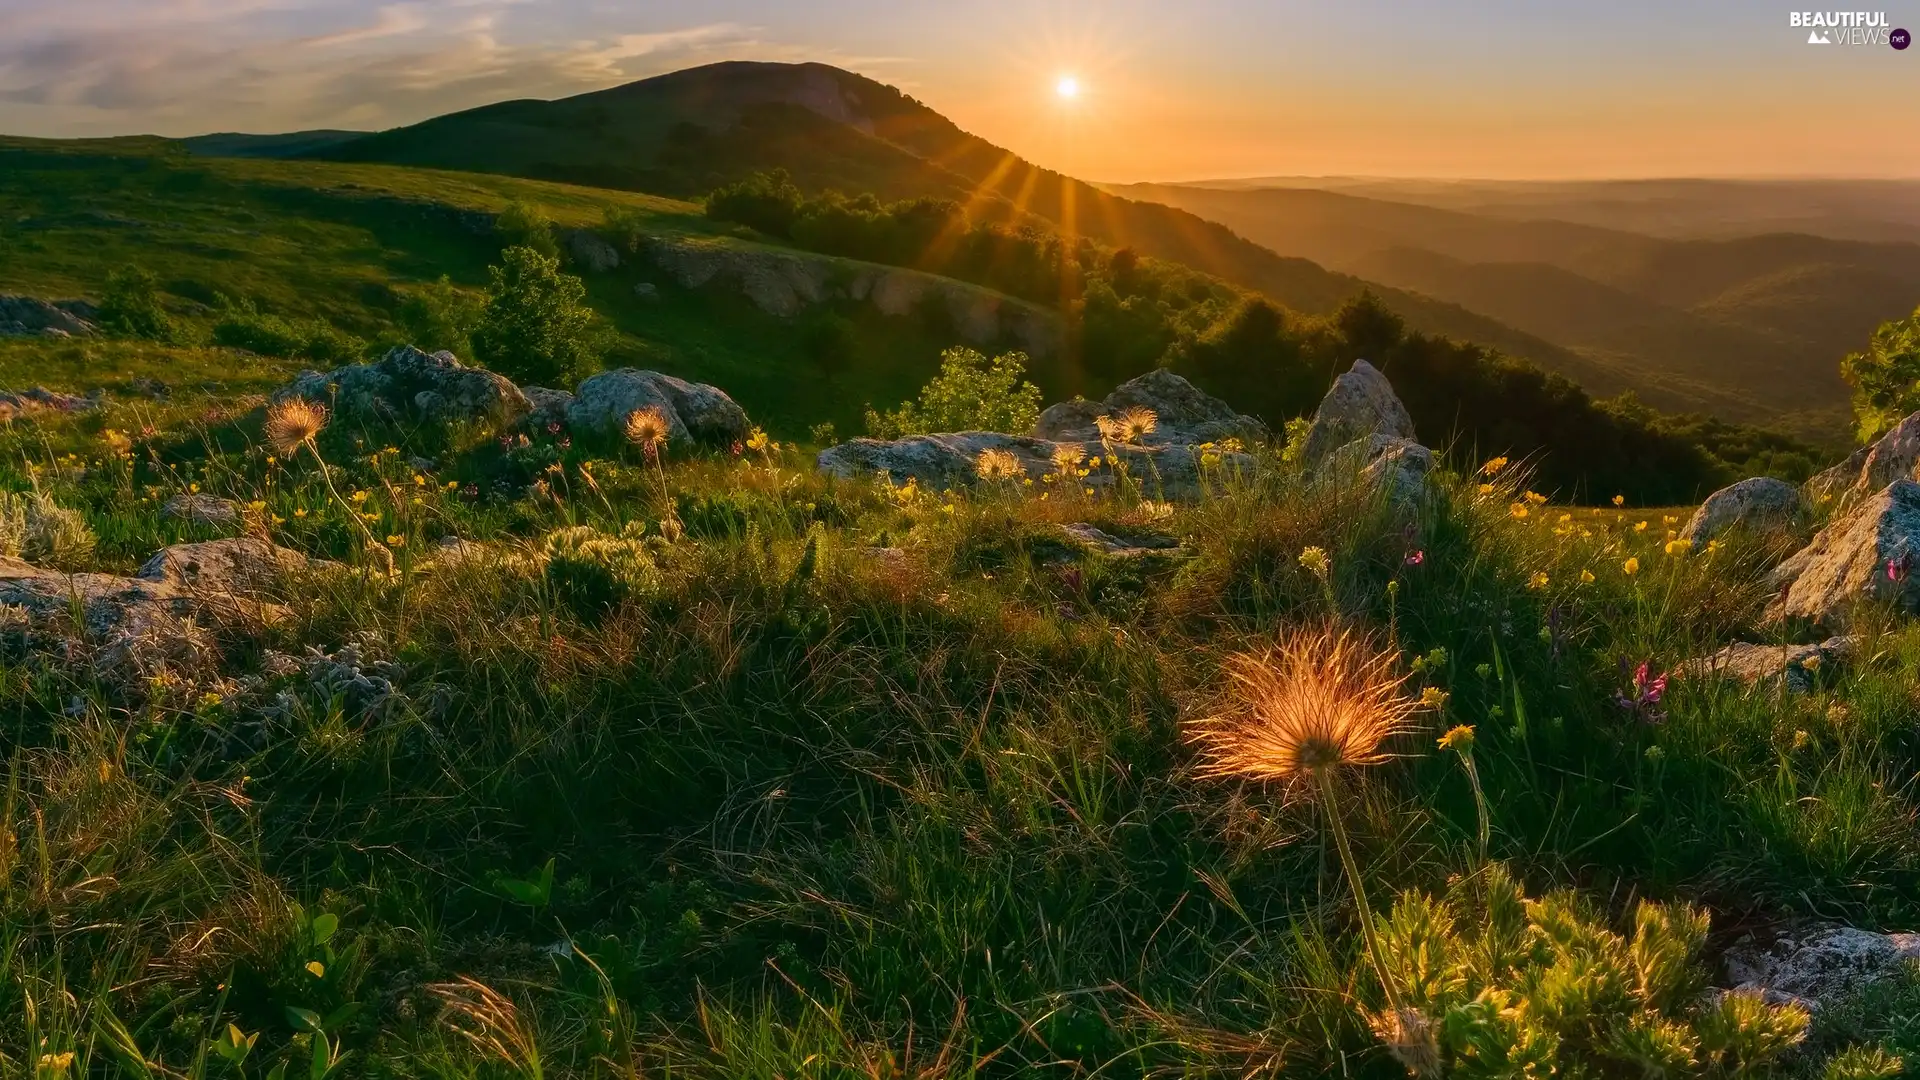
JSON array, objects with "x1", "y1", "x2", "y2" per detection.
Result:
[
  {"x1": 975, "y1": 447, "x2": 1027, "y2": 482},
  {"x1": 264, "y1": 398, "x2": 328, "y2": 454},
  {"x1": 623, "y1": 407, "x2": 671, "y2": 449},
  {"x1": 1298, "y1": 545, "x2": 1331, "y2": 579},
  {"x1": 1370, "y1": 1007, "x2": 1441, "y2": 1078}
]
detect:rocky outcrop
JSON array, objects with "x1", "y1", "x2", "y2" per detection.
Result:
[
  {"x1": 1676, "y1": 636, "x2": 1856, "y2": 694},
  {"x1": 0, "y1": 296, "x2": 97, "y2": 338},
  {"x1": 1355, "y1": 436, "x2": 1436, "y2": 511},
  {"x1": 818, "y1": 372, "x2": 1256, "y2": 500},
  {"x1": 1767, "y1": 480, "x2": 1920, "y2": 627},
  {"x1": 163, "y1": 493, "x2": 241, "y2": 527},
  {"x1": 565, "y1": 369, "x2": 750, "y2": 445},
  {"x1": 0, "y1": 387, "x2": 100, "y2": 416},
  {"x1": 1682, "y1": 477, "x2": 1808, "y2": 546},
  {"x1": 643, "y1": 236, "x2": 1062, "y2": 357},
  {"x1": 1724, "y1": 926, "x2": 1920, "y2": 1011},
  {"x1": 1808, "y1": 413, "x2": 1920, "y2": 512},
  {"x1": 1034, "y1": 368, "x2": 1268, "y2": 448},
  {"x1": 1298, "y1": 360, "x2": 1415, "y2": 464},
  {"x1": 565, "y1": 230, "x2": 621, "y2": 273},
  {"x1": 274, "y1": 346, "x2": 530, "y2": 427},
  {"x1": 0, "y1": 538, "x2": 329, "y2": 674},
  {"x1": 522, "y1": 386, "x2": 575, "y2": 429}
]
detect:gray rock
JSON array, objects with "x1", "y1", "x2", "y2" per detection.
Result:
[
  {"x1": 425, "y1": 536, "x2": 489, "y2": 567},
  {"x1": 817, "y1": 431, "x2": 1249, "y2": 502},
  {"x1": 1675, "y1": 636, "x2": 1856, "y2": 694},
  {"x1": 633, "y1": 282, "x2": 660, "y2": 301},
  {"x1": 1682, "y1": 477, "x2": 1808, "y2": 546},
  {"x1": 1767, "y1": 480, "x2": 1920, "y2": 627},
  {"x1": 274, "y1": 345, "x2": 529, "y2": 427},
  {"x1": 1299, "y1": 360, "x2": 1415, "y2": 465},
  {"x1": 0, "y1": 387, "x2": 99, "y2": 414},
  {"x1": 1034, "y1": 369, "x2": 1268, "y2": 448},
  {"x1": 565, "y1": 230, "x2": 621, "y2": 273},
  {"x1": 1059, "y1": 523, "x2": 1181, "y2": 557},
  {"x1": 163, "y1": 493, "x2": 241, "y2": 527},
  {"x1": 566, "y1": 369, "x2": 750, "y2": 445},
  {"x1": 1724, "y1": 926, "x2": 1920, "y2": 1011},
  {"x1": 1807, "y1": 444, "x2": 1871, "y2": 506},
  {"x1": 1349, "y1": 435, "x2": 1436, "y2": 511},
  {"x1": 1809, "y1": 412, "x2": 1920, "y2": 513},
  {"x1": 0, "y1": 295, "x2": 97, "y2": 338},
  {"x1": 522, "y1": 386, "x2": 576, "y2": 429}
]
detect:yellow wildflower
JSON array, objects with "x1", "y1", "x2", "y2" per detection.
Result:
[
  {"x1": 1665, "y1": 538, "x2": 1692, "y2": 556},
  {"x1": 1480, "y1": 456, "x2": 1509, "y2": 476},
  {"x1": 1529, "y1": 572, "x2": 1550, "y2": 590},
  {"x1": 1436, "y1": 724, "x2": 1475, "y2": 751},
  {"x1": 1623, "y1": 557, "x2": 1640, "y2": 576},
  {"x1": 1579, "y1": 568, "x2": 1595, "y2": 584}
]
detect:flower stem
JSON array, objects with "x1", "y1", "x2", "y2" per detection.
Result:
[
  {"x1": 303, "y1": 438, "x2": 390, "y2": 574},
  {"x1": 1315, "y1": 767, "x2": 1397, "y2": 1010}
]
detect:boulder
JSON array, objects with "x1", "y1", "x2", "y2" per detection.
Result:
[
  {"x1": 1347, "y1": 435, "x2": 1436, "y2": 511},
  {"x1": 1808, "y1": 412, "x2": 1920, "y2": 512},
  {"x1": 137, "y1": 538, "x2": 324, "y2": 600},
  {"x1": 274, "y1": 346, "x2": 530, "y2": 427},
  {"x1": 1681, "y1": 477, "x2": 1807, "y2": 546},
  {"x1": 1034, "y1": 368, "x2": 1268, "y2": 448},
  {"x1": 566, "y1": 369, "x2": 750, "y2": 445},
  {"x1": 1298, "y1": 360, "x2": 1415, "y2": 464},
  {"x1": 0, "y1": 296, "x2": 96, "y2": 338},
  {"x1": 817, "y1": 432, "x2": 1250, "y2": 501},
  {"x1": 522, "y1": 386, "x2": 576, "y2": 429},
  {"x1": 0, "y1": 387, "x2": 99, "y2": 414},
  {"x1": 633, "y1": 282, "x2": 660, "y2": 301},
  {"x1": 1059, "y1": 523, "x2": 1181, "y2": 558},
  {"x1": 1767, "y1": 480, "x2": 1920, "y2": 627},
  {"x1": 163, "y1": 493, "x2": 241, "y2": 527},
  {"x1": 1675, "y1": 636, "x2": 1856, "y2": 694},
  {"x1": 565, "y1": 230, "x2": 621, "y2": 273},
  {"x1": 1724, "y1": 926, "x2": 1920, "y2": 1011}
]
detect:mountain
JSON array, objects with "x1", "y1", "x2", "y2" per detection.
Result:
[
  {"x1": 1112, "y1": 182, "x2": 1920, "y2": 435},
  {"x1": 284, "y1": 62, "x2": 1608, "y2": 397},
  {"x1": 179, "y1": 130, "x2": 369, "y2": 159}
]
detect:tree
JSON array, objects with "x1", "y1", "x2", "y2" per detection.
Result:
[
  {"x1": 99, "y1": 266, "x2": 175, "y2": 341},
  {"x1": 865, "y1": 347, "x2": 1043, "y2": 438},
  {"x1": 1841, "y1": 304, "x2": 1920, "y2": 443},
  {"x1": 705, "y1": 169, "x2": 803, "y2": 238},
  {"x1": 471, "y1": 247, "x2": 599, "y2": 388}
]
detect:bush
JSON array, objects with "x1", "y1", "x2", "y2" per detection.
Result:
[
  {"x1": 496, "y1": 200, "x2": 559, "y2": 259},
  {"x1": 1841, "y1": 303, "x2": 1920, "y2": 443},
  {"x1": 98, "y1": 265, "x2": 175, "y2": 342},
  {"x1": 0, "y1": 491, "x2": 97, "y2": 570},
  {"x1": 864, "y1": 346, "x2": 1043, "y2": 438},
  {"x1": 212, "y1": 303, "x2": 364, "y2": 364},
  {"x1": 471, "y1": 246, "x2": 600, "y2": 388},
  {"x1": 704, "y1": 168, "x2": 804, "y2": 238},
  {"x1": 397, "y1": 276, "x2": 485, "y2": 357}
]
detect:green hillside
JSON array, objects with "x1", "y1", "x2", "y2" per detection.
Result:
[
  {"x1": 291, "y1": 61, "x2": 1601, "y2": 388},
  {"x1": 1115, "y1": 182, "x2": 1920, "y2": 438}
]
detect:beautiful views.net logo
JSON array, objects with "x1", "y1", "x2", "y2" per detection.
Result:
[{"x1": 1789, "y1": 10, "x2": 1899, "y2": 44}]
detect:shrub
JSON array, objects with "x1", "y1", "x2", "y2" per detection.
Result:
[
  {"x1": 471, "y1": 246, "x2": 600, "y2": 388},
  {"x1": 98, "y1": 265, "x2": 175, "y2": 341},
  {"x1": 397, "y1": 276, "x2": 485, "y2": 356},
  {"x1": 541, "y1": 523, "x2": 657, "y2": 623},
  {"x1": 212, "y1": 303, "x2": 364, "y2": 364},
  {"x1": 0, "y1": 491, "x2": 97, "y2": 570},
  {"x1": 865, "y1": 347, "x2": 1043, "y2": 438},
  {"x1": 704, "y1": 168, "x2": 803, "y2": 238},
  {"x1": 495, "y1": 200, "x2": 558, "y2": 259},
  {"x1": 1841, "y1": 303, "x2": 1920, "y2": 443}
]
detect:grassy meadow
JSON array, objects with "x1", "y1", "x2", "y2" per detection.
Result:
[{"x1": 2, "y1": 378, "x2": 1919, "y2": 1077}]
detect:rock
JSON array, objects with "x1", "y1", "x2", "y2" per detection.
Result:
[
  {"x1": 129, "y1": 376, "x2": 171, "y2": 400},
  {"x1": 0, "y1": 387, "x2": 100, "y2": 414},
  {"x1": 522, "y1": 386, "x2": 576, "y2": 429},
  {"x1": 0, "y1": 296, "x2": 97, "y2": 338},
  {"x1": 566, "y1": 369, "x2": 750, "y2": 445},
  {"x1": 1767, "y1": 480, "x2": 1920, "y2": 627},
  {"x1": 1675, "y1": 636, "x2": 1856, "y2": 693},
  {"x1": 163, "y1": 493, "x2": 241, "y2": 527},
  {"x1": 818, "y1": 431, "x2": 1249, "y2": 501},
  {"x1": 565, "y1": 230, "x2": 621, "y2": 272},
  {"x1": 1298, "y1": 360, "x2": 1416, "y2": 464},
  {"x1": 633, "y1": 282, "x2": 660, "y2": 301},
  {"x1": 1034, "y1": 369, "x2": 1268, "y2": 448},
  {"x1": 1724, "y1": 926, "x2": 1920, "y2": 1011},
  {"x1": 274, "y1": 345, "x2": 530, "y2": 427},
  {"x1": 1349, "y1": 435, "x2": 1436, "y2": 510},
  {"x1": 1683, "y1": 477, "x2": 1808, "y2": 546},
  {"x1": 1810, "y1": 413, "x2": 1920, "y2": 512},
  {"x1": 425, "y1": 536, "x2": 489, "y2": 567},
  {"x1": 1059, "y1": 523, "x2": 1181, "y2": 557}
]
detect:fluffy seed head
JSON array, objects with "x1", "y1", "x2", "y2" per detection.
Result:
[
  {"x1": 1370, "y1": 1007, "x2": 1442, "y2": 1078},
  {"x1": 1050, "y1": 444, "x2": 1085, "y2": 474},
  {"x1": 1097, "y1": 406, "x2": 1158, "y2": 443},
  {"x1": 1186, "y1": 625, "x2": 1422, "y2": 783},
  {"x1": 623, "y1": 407, "x2": 671, "y2": 448},
  {"x1": 264, "y1": 399, "x2": 328, "y2": 454},
  {"x1": 975, "y1": 448, "x2": 1026, "y2": 482}
]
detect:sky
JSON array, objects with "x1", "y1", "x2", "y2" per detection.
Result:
[{"x1": 1, "y1": 0, "x2": 1916, "y2": 181}]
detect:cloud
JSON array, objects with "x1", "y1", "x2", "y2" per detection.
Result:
[{"x1": 300, "y1": 4, "x2": 431, "y2": 49}]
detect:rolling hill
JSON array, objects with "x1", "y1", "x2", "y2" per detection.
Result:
[
  {"x1": 1113, "y1": 181, "x2": 1920, "y2": 437},
  {"x1": 266, "y1": 62, "x2": 1624, "y2": 403}
]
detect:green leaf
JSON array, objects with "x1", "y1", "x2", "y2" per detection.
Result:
[
  {"x1": 309, "y1": 912, "x2": 339, "y2": 945},
  {"x1": 284, "y1": 1006, "x2": 323, "y2": 1034}
]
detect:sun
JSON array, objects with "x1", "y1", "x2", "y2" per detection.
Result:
[{"x1": 1055, "y1": 75, "x2": 1080, "y2": 99}]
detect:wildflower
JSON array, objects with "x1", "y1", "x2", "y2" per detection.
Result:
[
  {"x1": 1422, "y1": 688, "x2": 1452, "y2": 711},
  {"x1": 1612, "y1": 494, "x2": 1626, "y2": 506},
  {"x1": 294, "y1": 508, "x2": 309, "y2": 519},
  {"x1": 975, "y1": 448, "x2": 1026, "y2": 482},
  {"x1": 623, "y1": 407, "x2": 672, "y2": 450},
  {"x1": 1580, "y1": 568, "x2": 1596, "y2": 584},
  {"x1": 386, "y1": 534, "x2": 406, "y2": 548},
  {"x1": 1524, "y1": 491, "x2": 1546, "y2": 505},
  {"x1": 414, "y1": 474, "x2": 427, "y2": 487},
  {"x1": 247, "y1": 500, "x2": 267, "y2": 512},
  {"x1": 1888, "y1": 554, "x2": 1911, "y2": 582},
  {"x1": 1509, "y1": 503, "x2": 1529, "y2": 520},
  {"x1": 1475, "y1": 663, "x2": 1492, "y2": 679},
  {"x1": 1298, "y1": 546, "x2": 1331, "y2": 579},
  {"x1": 1634, "y1": 520, "x2": 1648, "y2": 532},
  {"x1": 1370, "y1": 1007, "x2": 1441, "y2": 1079},
  {"x1": 1405, "y1": 549, "x2": 1425, "y2": 566},
  {"x1": 351, "y1": 490, "x2": 368, "y2": 504},
  {"x1": 746, "y1": 427, "x2": 771, "y2": 452},
  {"x1": 1623, "y1": 557, "x2": 1640, "y2": 575},
  {"x1": 1050, "y1": 445, "x2": 1085, "y2": 475},
  {"x1": 1663, "y1": 514, "x2": 1677, "y2": 525},
  {"x1": 1613, "y1": 659, "x2": 1669, "y2": 723},
  {"x1": 1436, "y1": 724, "x2": 1474, "y2": 752},
  {"x1": 1664, "y1": 538, "x2": 1693, "y2": 556},
  {"x1": 103, "y1": 429, "x2": 133, "y2": 456},
  {"x1": 1186, "y1": 626, "x2": 1422, "y2": 785},
  {"x1": 1792, "y1": 729, "x2": 1811, "y2": 750},
  {"x1": 1529, "y1": 571, "x2": 1549, "y2": 590},
  {"x1": 1478, "y1": 483, "x2": 1495, "y2": 496},
  {"x1": 264, "y1": 398, "x2": 329, "y2": 454},
  {"x1": 1706, "y1": 539, "x2": 1721, "y2": 554},
  {"x1": 1479, "y1": 456, "x2": 1509, "y2": 476}
]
